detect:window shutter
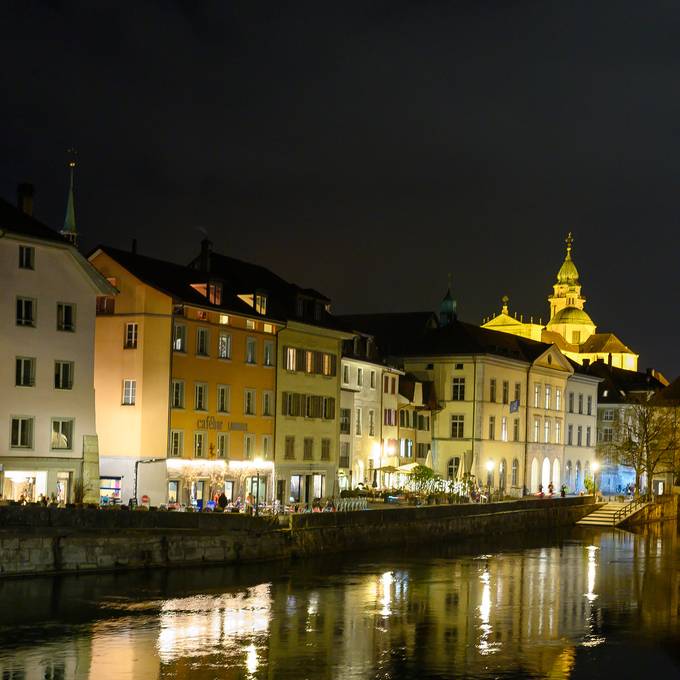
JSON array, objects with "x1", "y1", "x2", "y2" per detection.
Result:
[
  {"x1": 296, "y1": 348, "x2": 305, "y2": 372},
  {"x1": 330, "y1": 354, "x2": 337, "y2": 376}
]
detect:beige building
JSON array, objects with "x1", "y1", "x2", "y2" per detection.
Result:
[{"x1": 483, "y1": 233, "x2": 638, "y2": 371}]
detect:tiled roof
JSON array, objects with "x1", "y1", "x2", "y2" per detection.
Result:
[
  {"x1": 580, "y1": 333, "x2": 636, "y2": 355},
  {"x1": 583, "y1": 359, "x2": 665, "y2": 402},
  {"x1": 0, "y1": 197, "x2": 69, "y2": 245}
]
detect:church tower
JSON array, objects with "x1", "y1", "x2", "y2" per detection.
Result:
[
  {"x1": 60, "y1": 154, "x2": 78, "y2": 247},
  {"x1": 548, "y1": 232, "x2": 585, "y2": 318},
  {"x1": 439, "y1": 275, "x2": 457, "y2": 327}
]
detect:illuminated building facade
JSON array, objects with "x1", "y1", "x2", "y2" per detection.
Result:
[
  {"x1": 482, "y1": 233, "x2": 638, "y2": 371},
  {"x1": 89, "y1": 244, "x2": 282, "y2": 506},
  {"x1": 0, "y1": 191, "x2": 112, "y2": 504}
]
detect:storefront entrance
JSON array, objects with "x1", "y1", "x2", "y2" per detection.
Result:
[{"x1": 2, "y1": 470, "x2": 47, "y2": 502}]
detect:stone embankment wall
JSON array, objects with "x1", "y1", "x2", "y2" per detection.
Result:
[
  {"x1": 622, "y1": 495, "x2": 680, "y2": 527},
  {"x1": 0, "y1": 497, "x2": 594, "y2": 578}
]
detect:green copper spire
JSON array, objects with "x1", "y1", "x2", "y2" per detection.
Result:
[{"x1": 61, "y1": 151, "x2": 78, "y2": 246}]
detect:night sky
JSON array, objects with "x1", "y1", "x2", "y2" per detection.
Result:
[{"x1": 2, "y1": 1, "x2": 679, "y2": 377}]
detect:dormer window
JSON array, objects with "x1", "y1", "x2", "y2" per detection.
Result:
[
  {"x1": 296, "y1": 297, "x2": 304, "y2": 317},
  {"x1": 314, "y1": 301, "x2": 322, "y2": 321},
  {"x1": 255, "y1": 292, "x2": 267, "y2": 315},
  {"x1": 190, "y1": 282, "x2": 221, "y2": 305}
]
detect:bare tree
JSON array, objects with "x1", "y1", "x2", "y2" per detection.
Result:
[{"x1": 609, "y1": 397, "x2": 679, "y2": 500}]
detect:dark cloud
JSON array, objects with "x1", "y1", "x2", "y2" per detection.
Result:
[{"x1": 1, "y1": 0, "x2": 679, "y2": 376}]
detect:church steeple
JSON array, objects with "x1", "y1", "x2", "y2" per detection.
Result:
[
  {"x1": 61, "y1": 150, "x2": 78, "y2": 247},
  {"x1": 439, "y1": 274, "x2": 457, "y2": 327}
]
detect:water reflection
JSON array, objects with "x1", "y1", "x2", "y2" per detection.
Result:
[{"x1": 0, "y1": 522, "x2": 678, "y2": 679}]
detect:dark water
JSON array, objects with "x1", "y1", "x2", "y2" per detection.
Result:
[{"x1": 0, "y1": 524, "x2": 679, "y2": 680}]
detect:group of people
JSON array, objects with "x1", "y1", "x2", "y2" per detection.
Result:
[{"x1": 536, "y1": 482, "x2": 567, "y2": 498}]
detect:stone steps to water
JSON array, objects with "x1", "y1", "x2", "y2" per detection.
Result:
[{"x1": 576, "y1": 501, "x2": 645, "y2": 526}]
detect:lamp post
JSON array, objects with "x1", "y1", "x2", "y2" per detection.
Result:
[
  {"x1": 486, "y1": 460, "x2": 495, "y2": 503},
  {"x1": 253, "y1": 456, "x2": 263, "y2": 516}
]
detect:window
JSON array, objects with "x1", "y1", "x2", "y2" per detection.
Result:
[
  {"x1": 217, "y1": 385, "x2": 230, "y2": 413},
  {"x1": 285, "y1": 436, "x2": 295, "y2": 460},
  {"x1": 194, "y1": 383, "x2": 207, "y2": 411},
  {"x1": 170, "y1": 430, "x2": 183, "y2": 457},
  {"x1": 383, "y1": 375, "x2": 389, "y2": 392},
  {"x1": 15, "y1": 357, "x2": 35, "y2": 387},
  {"x1": 305, "y1": 350, "x2": 314, "y2": 373},
  {"x1": 399, "y1": 409, "x2": 406, "y2": 427},
  {"x1": 452, "y1": 378, "x2": 465, "y2": 401},
  {"x1": 451, "y1": 415, "x2": 464, "y2": 439},
  {"x1": 10, "y1": 416, "x2": 33, "y2": 448},
  {"x1": 578, "y1": 393, "x2": 584, "y2": 415},
  {"x1": 196, "y1": 328, "x2": 209, "y2": 356},
  {"x1": 601, "y1": 426, "x2": 614, "y2": 443},
  {"x1": 355, "y1": 408, "x2": 362, "y2": 435},
  {"x1": 16, "y1": 297, "x2": 35, "y2": 326},
  {"x1": 19, "y1": 245, "x2": 34, "y2": 269},
  {"x1": 384, "y1": 408, "x2": 396, "y2": 426},
  {"x1": 368, "y1": 409, "x2": 376, "y2": 436},
  {"x1": 50, "y1": 418, "x2": 74, "y2": 450},
  {"x1": 244, "y1": 388, "x2": 256, "y2": 415},
  {"x1": 567, "y1": 424, "x2": 574, "y2": 445},
  {"x1": 555, "y1": 420, "x2": 562, "y2": 444},
  {"x1": 555, "y1": 388, "x2": 562, "y2": 411},
  {"x1": 122, "y1": 379, "x2": 136, "y2": 405},
  {"x1": 54, "y1": 360, "x2": 74, "y2": 390},
  {"x1": 321, "y1": 438, "x2": 331, "y2": 461},
  {"x1": 255, "y1": 292, "x2": 267, "y2": 315},
  {"x1": 56, "y1": 303, "x2": 75, "y2": 332},
  {"x1": 262, "y1": 434, "x2": 272, "y2": 458},
  {"x1": 370, "y1": 370, "x2": 376, "y2": 389},
  {"x1": 340, "y1": 408, "x2": 351, "y2": 434},
  {"x1": 534, "y1": 417, "x2": 540, "y2": 442},
  {"x1": 501, "y1": 416, "x2": 508, "y2": 442},
  {"x1": 586, "y1": 426, "x2": 591, "y2": 447},
  {"x1": 568, "y1": 392, "x2": 574, "y2": 413},
  {"x1": 544, "y1": 419, "x2": 550, "y2": 444},
  {"x1": 513, "y1": 418, "x2": 520, "y2": 442},
  {"x1": 96, "y1": 296, "x2": 115, "y2": 314},
  {"x1": 514, "y1": 382, "x2": 521, "y2": 403},
  {"x1": 121, "y1": 323, "x2": 138, "y2": 351},
  {"x1": 303, "y1": 437, "x2": 314, "y2": 460},
  {"x1": 246, "y1": 337, "x2": 257, "y2": 364},
  {"x1": 217, "y1": 432, "x2": 228, "y2": 458},
  {"x1": 264, "y1": 323, "x2": 274, "y2": 334},
  {"x1": 173, "y1": 324, "x2": 187, "y2": 352},
  {"x1": 218, "y1": 333, "x2": 232, "y2": 359},
  {"x1": 587, "y1": 395, "x2": 592, "y2": 416},
  {"x1": 263, "y1": 390, "x2": 273, "y2": 416},
  {"x1": 447, "y1": 457, "x2": 461, "y2": 479},
  {"x1": 502, "y1": 381, "x2": 509, "y2": 405},
  {"x1": 357, "y1": 368, "x2": 363, "y2": 386},
  {"x1": 340, "y1": 441, "x2": 350, "y2": 467},
  {"x1": 244, "y1": 433, "x2": 255, "y2": 459},
  {"x1": 490, "y1": 379, "x2": 497, "y2": 403},
  {"x1": 322, "y1": 353, "x2": 334, "y2": 376},
  {"x1": 286, "y1": 347, "x2": 297, "y2": 371},
  {"x1": 488, "y1": 416, "x2": 496, "y2": 440},
  {"x1": 511, "y1": 459, "x2": 519, "y2": 487},
  {"x1": 171, "y1": 380, "x2": 185, "y2": 408},
  {"x1": 417, "y1": 443, "x2": 428, "y2": 459},
  {"x1": 545, "y1": 385, "x2": 551, "y2": 410},
  {"x1": 264, "y1": 341, "x2": 274, "y2": 366},
  {"x1": 194, "y1": 432, "x2": 206, "y2": 458},
  {"x1": 454, "y1": 363, "x2": 464, "y2": 370},
  {"x1": 219, "y1": 314, "x2": 230, "y2": 325},
  {"x1": 534, "y1": 383, "x2": 541, "y2": 408},
  {"x1": 603, "y1": 409, "x2": 614, "y2": 421},
  {"x1": 577, "y1": 425, "x2": 583, "y2": 446},
  {"x1": 342, "y1": 364, "x2": 350, "y2": 384},
  {"x1": 391, "y1": 377, "x2": 396, "y2": 394}
]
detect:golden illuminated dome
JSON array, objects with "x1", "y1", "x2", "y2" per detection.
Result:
[
  {"x1": 556, "y1": 232, "x2": 579, "y2": 284},
  {"x1": 548, "y1": 306, "x2": 593, "y2": 326}
]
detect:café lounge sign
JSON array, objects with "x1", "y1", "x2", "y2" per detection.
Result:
[{"x1": 196, "y1": 416, "x2": 224, "y2": 430}]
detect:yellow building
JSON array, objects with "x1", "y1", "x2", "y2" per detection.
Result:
[
  {"x1": 482, "y1": 233, "x2": 638, "y2": 371},
  {"x1": 89, "y1": 245, "x2": 282, "y2": 507}
]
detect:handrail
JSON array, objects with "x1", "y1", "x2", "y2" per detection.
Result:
[{"x1": 612, "y1": 497, "x2": 647, "y2": 525}]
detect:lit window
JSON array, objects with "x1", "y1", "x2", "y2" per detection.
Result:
[
  {"x1": 173, "y1": 324, "x2": 187, "y2": 352},
  {"x1": 218, "y1": 333, "x2": 231, "y2": 359},
  {"x1": 51, "y1": 418, "x2": 74, "y2": 450},
  {"x1": 194, "y1": 432, "x2": 206, "y2": 458}
]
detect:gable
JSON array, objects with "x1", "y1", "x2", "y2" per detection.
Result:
[{"x1": 532, "y1": 345, "x2": 574, "y2": 374}]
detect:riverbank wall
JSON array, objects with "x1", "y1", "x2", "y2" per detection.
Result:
[
  {"x1": 622, "y1": 494, "x2": 680, "y2": 527},
  {"x1": 0, "y1": 496, "x2": 595, "y2": 578}
]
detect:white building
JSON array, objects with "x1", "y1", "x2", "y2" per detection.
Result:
[{"x1": 0, "y1": 189, "x2": 113, "y2": 503}]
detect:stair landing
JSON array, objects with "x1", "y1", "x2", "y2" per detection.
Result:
[{"x1": 576, "y1": 502, "x2": 628, "y2": 527}]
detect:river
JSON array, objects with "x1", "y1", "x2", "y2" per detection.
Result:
[{"x1": 0, "y1": 522, "x2": 678, "y2": 679}]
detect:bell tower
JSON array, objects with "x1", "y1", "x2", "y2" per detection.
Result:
[{"x1": 548, "y1": 232, "x2": 586, "y2": 320}]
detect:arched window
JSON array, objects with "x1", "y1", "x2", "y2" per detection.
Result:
[
  {"x1": 499, "y1": 459, "x2": 507, "y2": 491},
  {"x1": 511, "y1": 459, "x2": 519, "y2": 487},
  {"x1": 575, "y1": 461, "x2": 582, "y2": 491},
  {"x1": 565, "y1": 460, "x2": 572, "y2": 488},
  {"x1": 447, "y1": 457, "x2": 461, "y2": 480}
]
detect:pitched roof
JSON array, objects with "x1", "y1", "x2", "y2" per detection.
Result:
[
  {"x1": 580, "y1": 333, "x2": 636, "y2": 355},
  {"x1": 0, "y1": 197, "x2": 69, "y2": 245},
  {"x1": 93, "y1": 246, "x2": 279, "y2": 320},
  {"x1": 583, "y1": 359, "x2": 665, "y2": 403},
  {"x1": 651, "y1": 376, "x2": 680, "y2": 405}
]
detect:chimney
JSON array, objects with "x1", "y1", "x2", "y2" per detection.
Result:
[
  {"x1": 17, "y1": 183, "x2": 34, "y2": 216},
  {"x1": 608, "y1": 352, "x2": 613, "y2": 367},
  {"x1": 131, "y1": 238, "x2": 137, "y2": 254},
  {"x1": 200, "y1": 238, "x2": 212, "y2": 273},
  {"x1": 582, "y1": 358, "x2": 590, "y2": 367}
]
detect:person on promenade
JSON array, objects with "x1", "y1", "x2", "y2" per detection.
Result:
[
  {"x1": 218, "y1": 492, "x2": 228, "y2": 511},
  {"x1": 560, "y1": 484, "x2": 567, "y2": 498},
  {"x1": 548, "y1": 482, "x2": 554, "y2": 496},
  {"x1": 537, "y1": 484, "x2": 544, "y2": 498}
]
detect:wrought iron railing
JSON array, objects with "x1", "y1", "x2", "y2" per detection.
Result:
[{"x1": 612, "y1": 497, "x2": 648, "y2": 525}]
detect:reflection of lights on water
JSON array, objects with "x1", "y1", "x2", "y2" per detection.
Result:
[
  {"x1": 582, "y1": 636, "x2": 605, "y2": 647},
  {"x1": 307, "y1": 592, "x2": 319, "y2": 616},
  {"x1": 380, "y1": 571, "x2": 393, "y2": 617},
  {"x1": 477, "y1": 567, "x2": 501, "y2": 655},
  {"x1": 245, "y1": 643, "x2": 258, "y2": 675},
  {"x1": 585, "y1": 545, "x2": 598, "y2": 603}
]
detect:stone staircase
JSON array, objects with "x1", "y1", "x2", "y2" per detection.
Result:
[{"x1": 576, "y1": 501, "x2": 629, "y2": 527}]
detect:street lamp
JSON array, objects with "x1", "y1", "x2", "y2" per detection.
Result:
[
  {"x1": 253, "y1": 456, "x2": 263, "y2": 516},
  {"x1": 486, "y1": 460, "x2": 495, "y2": 502}
]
